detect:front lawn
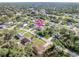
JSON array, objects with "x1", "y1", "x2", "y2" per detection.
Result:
[
  {"x1": 44, "y1": 35, "x2": 50, "y2": 39},
  {"x1": 24, "y1": 26, "x2": 29, "y2": 30},
  {"x1": 32, "y1": 36, "x2": 46, "y2": 47},
  {"x1": 24, "y1": 32, "x2": 33, "y2": 38},
  {"x1": 17, "y1": 29, "x2": 25, "y2": 33}
]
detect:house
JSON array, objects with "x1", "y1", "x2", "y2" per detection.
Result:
[
  {"x1": 31, "y1": 10, "x2": 39, "y2": 14},
  {"x1": 35, "y1": 19, "x2": 45, "y2": 30},
  {"x1": 29, "y1": 24, "x2": 34, "y2": 28},
  {"x1": 15, "y1": 33, "x2": 33, "y2": 45},
  {"x1": 7, "y1": 21, "x2": 13, "y2": 24},
  {"x1": 15, "y1": 33, "x2": 24, "y2": 39},
  {"x1": 76, "y1": 23, "x2": 79, "y2": 28},
  {"x1": 0, "y1": 24, "x2": 6, "y2": 29},
  {"x1": 16, "y1": 12, "x2": 22, "y2": 16},
  {"x1": 53, "y1": 34, "x2": 60, "y2": 39},
  {"x1": 67, "y1": 21, "x2": 72, "y2": 26},
  {"x1": 39, "y1": 9, "x2": 46, "y2": 14},
  {"x1": 21, "y1": 38, "x2": 32, "y2": 45},
  {"x1": 16, "y1": 42, "x2": 21, "y2": 45},
  {"x1": 23, "y1": 23, "x2": 28, "y2": 27},
  {"x1": 67, "y1": 20, "x2": 72, "y2": 26}
]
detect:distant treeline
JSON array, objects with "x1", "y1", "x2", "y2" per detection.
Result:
[{"x1": 0, "y1": 2, "x2": 79, "y2": 9}]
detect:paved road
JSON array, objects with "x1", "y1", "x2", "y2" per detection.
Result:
[{"x1": 55, "y1": 45, "x2": 79, "y2": 57}]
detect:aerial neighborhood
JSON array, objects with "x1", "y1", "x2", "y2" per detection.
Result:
[{"x1": 0, "y1": 2, "x2": 79, "y2": 57}]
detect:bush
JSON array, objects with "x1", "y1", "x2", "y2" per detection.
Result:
[{"x1": 0, "y1": 48, "x2": 9, "y2": 57}]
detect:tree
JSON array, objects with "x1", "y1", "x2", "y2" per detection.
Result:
[
  {"x1": 6, "y1": 40, "x2": 35, "y2": 57},
  {"x1": 3, "y1": 29, "x2": 16, "y2": 41},
  {"x1": 24, "y1": 43, "x2": 35, "y2": 57},
  {"x1": 0, "y1": 48, "x2": 9, "y2": 57},
  {"x1": 43, "y1": 45, "x2": 69, "y2": 57}
]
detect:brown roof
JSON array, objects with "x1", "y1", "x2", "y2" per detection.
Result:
[{"x1": 21, "y1": 38, "x2": 30, "y2": 45}]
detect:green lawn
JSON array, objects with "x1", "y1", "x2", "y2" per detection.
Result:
[
  {"x1": 0, "y1": 29, "x2": 4, "y2": 34},
  {"x1": 24, "y1": 26, "x2": 29, "y2": 30},
  {"x1": 32, "y1": 36, "x2": 46, "y2": 47},
  {"x1": 44, "y1": 35, "x2": 50, "y2": 39},
  {"x1": 17, "y1": 29, "x2": 25, "y2": 33},
  {"x1": 24, "y1": 32, "x2": 33, "y2": 38}
]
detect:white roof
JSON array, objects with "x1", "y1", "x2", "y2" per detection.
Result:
[{"x1": 23, "y1": 23, "x2": 28, "y2": 27}]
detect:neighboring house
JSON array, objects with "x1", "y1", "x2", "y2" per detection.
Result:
[
  {"x1": 76, "y1": 23, "x2": 79, "y2": 28},
  {"x1": 8, "y1": 21, "x2": 13, "y2": 24},
  {"x1": 67, "y1": 21, "x2": 72, "y2": 26},
  {"x1": 31, "y1": 10, "x2": 39, "y2": 14},
  {"x1": 15, "y1": 33, "x2": 33, "y2": 45},
  {"x1": 39, "y1": 9, "x2": 46, "y2": 14},
  {"x1": 21, "y1": 38, "x2": 32, "y2": 45},
  {"x1": 16, "y1": 12, "x2": 22, "y2": 16},
  {"x1": 19, "y1": 22, "x2": 28, "y2": 28},
  {"x1": 53, "y1": 34, "x2": 60, "y2": 39},
  {"x1": 0, "y1": 24, "x2": 6, "y2": 29},
  {"x1": 67, "y1": 20, "x2": 72, "y2": 26},
  {"x1": 16, "y1": 42, "x2": 21, "y2": 45},
  {"x1": 29, "y1": 24, "x2": 34, "y2": 28},
  {"x1": 23, "y1": 23, "x2": 28, "y2": 27},
  {"x1": 35, "y1": 19, "x2": 45, "y2": 30},
  {"x1": 15, "y1": 33, "x2": 24, "y2": 39},
  {"x1": 35, "y1": 19, "x2": 44, "y2": 27},
  {"x1": 33, "y1": 16, "x2": 40, "y2": 19}
]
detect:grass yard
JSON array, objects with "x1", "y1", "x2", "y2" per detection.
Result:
[
  {"x1": 24, "y1": 32, "x2": 33, "y2": 38},
  {"x1": 17, "y1": 29, "x2": 25, "y2": 33},
  {"x1": 44, "y1": 35, "x2": 50, "y2": 39},
  {"x1": 54, "y1": 39, "x2": 65, "y2": 48},
  {"x1": 32, "y1": 36, "x2": 46, "y2": 47},
  {"x1": 24, "y1": 26, "x2": 29, "y2": 30}
]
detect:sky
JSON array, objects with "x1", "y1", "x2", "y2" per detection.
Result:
[{"x1": 0, "y1": 0, "x2": 79, "y2": 2}]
